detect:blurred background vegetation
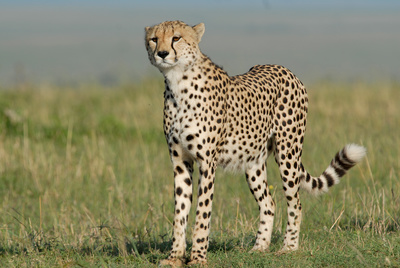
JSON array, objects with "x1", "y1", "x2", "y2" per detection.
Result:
[{"x1": 1, "y1": 0, "x2": 399, "y2": 87}]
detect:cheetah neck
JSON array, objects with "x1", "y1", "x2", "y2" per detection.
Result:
[{"x1": 162, "y1": 55, "x2": 230, "y2": 97}]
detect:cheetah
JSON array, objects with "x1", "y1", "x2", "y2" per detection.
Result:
[{"x1": 144, "y1": 20, "x2": 366, "y2": 266}]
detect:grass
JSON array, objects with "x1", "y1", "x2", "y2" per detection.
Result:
[{"x1": 0, "y1": 79, "x2": 399, "y2": 267}]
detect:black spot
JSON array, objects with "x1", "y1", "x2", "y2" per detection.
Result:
[
  {"x1": 312, "y1": 179, "x2": 317, "y2": 189},
  {"x1": 208, "y1": 182, "x2": 213, "y2": 190},
  {"x1": 176, "y1": 187, "x2": 183, "y2": 196},
  {"x1": 196, "y1": 152, "x2": 204, "y2": 161},
  {"x1": 184, "y1": 178, "x2": 192, "y2": 186},
  {"x1": 323, "y1": 171, "x2": 335, "y2": 187},
  {"x1": 318, "y1": 178, "x2": 324, "y2": 189},
  {"x1": 176, "y1": 166, "x2": 184, "y2": 174}
]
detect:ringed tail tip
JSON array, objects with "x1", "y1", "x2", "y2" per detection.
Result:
[{"x1": 343, "y1": 143, "x2": 367, "y2": 164}]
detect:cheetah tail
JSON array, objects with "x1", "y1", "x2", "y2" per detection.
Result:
[{"x1": 299, "y1": 144, "x2": 366, "y2": 195}]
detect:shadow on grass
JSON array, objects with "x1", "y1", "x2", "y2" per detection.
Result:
[
  {"x1": 0, "y1": 208, "x2": 284, "y2": 264},
  {"x1": 0, "y1": 231, "x2": 283, "y2": 265}
]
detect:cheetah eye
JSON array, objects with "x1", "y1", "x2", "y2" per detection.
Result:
[
  {"x1": 151, "y1": 37, "x2": 158, "y2": 43},
  {"x1": 172, "y1": 36, "x2": 181, "y2": 42}
]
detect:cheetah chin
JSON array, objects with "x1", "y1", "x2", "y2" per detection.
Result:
[{"x1": 145, "y1": 20, "x2": 366, "y2": 265}]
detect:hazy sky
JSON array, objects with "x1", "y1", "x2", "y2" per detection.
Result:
[{"x1": 1, "y1": 1, "x2": 399, "y2": 86}]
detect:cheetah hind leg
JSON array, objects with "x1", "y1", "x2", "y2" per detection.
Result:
[
  {"x1": 245, "y1": 163, "x2": 275, "y2": 252},
  {"x1": 274, "y1": 145, "x2": 303, "y2": 254}
]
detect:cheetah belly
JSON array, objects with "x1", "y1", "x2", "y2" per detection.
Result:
[{"x1": 217, "y1": 126, "x2": 272, "y2": 172}]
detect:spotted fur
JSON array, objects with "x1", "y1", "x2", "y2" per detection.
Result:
[{"x1": 144, "y1": 21, "x2": 366, "y2": 266}]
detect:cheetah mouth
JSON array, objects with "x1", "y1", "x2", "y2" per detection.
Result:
[{"x1": 155, "y1": 59, "x2": 177, "y2": 68}]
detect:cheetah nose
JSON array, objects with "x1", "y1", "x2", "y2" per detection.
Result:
[{"x1": 157, "y1": 51, "x2": 169, "y2": 59}]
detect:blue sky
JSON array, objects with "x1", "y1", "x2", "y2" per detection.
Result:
[{"x1": 1, "y1": 1, "x2": 399, "y2": 86}]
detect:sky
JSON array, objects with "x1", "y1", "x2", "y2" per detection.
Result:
[{"x1": 1, "y1": 0, "x2": 400, "y2": 86}]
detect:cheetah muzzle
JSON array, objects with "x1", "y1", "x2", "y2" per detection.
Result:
[{"x1": 144, "y1": 20, "x2": 366, "y2": 266}]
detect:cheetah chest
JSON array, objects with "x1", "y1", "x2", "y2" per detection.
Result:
[{"x1": 163, "y1": 84, "x2": 223, "y2": 161}]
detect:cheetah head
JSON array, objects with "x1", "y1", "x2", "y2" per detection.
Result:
[{"x1": 145, "y1": 21, "x2": 205, "y2": 71}]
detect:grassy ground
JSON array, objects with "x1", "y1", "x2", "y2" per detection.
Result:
[{"x1": 0, "y1": 79, "x2": 399, "y2": 267}]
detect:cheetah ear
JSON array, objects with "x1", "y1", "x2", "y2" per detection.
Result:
[
  {"x1": 193, "y1": 23, "x2": 205, "y2": 43},
  {"x1": 145, "y1": 26, "x2": 151, "y2": 33}
]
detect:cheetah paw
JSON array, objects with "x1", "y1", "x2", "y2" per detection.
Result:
[
  {"x1": 250, "y1": 245, "x2": 270, "y2": 252},
  {"x1": 187, "y1": 259, "x2": 208, "y2": 267},
  {"x1": 275, "y1": 245, "x2": 298, "y2": 256},
  {"x1": 159, "y1": 258, "x2": 186, "y2": 267}
]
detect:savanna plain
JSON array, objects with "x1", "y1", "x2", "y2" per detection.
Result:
[{"x1": 0, "y1": 79, "x2": 399, "y2": 267}]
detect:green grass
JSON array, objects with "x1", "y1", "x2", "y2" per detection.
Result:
[{"x1": 0, "y1": 79, "x2": 399, "y2": 267}]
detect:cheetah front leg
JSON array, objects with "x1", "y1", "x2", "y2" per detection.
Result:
[
  {"x1": 188, "y1": 161, "x2": 217, "y2": 265},
  {"x1": 160, "y1": 156, "x2": 194, "y2": 267},
  {"x1": 246, "y1": 163, "x2": 275, "y2": 252}
]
